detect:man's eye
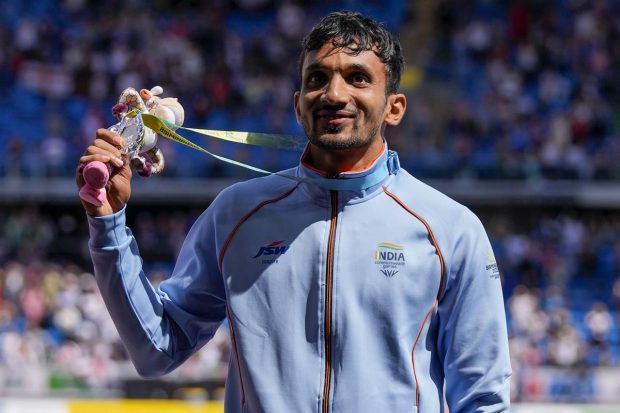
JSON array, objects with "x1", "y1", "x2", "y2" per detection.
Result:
[
  {"x1": 306, "y1": 73, "x2": 326, "y2": 87},
  {"x1": 351, "y1": 73, "x2": 370, "y2": 85}
]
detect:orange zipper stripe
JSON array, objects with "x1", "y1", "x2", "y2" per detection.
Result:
[{"x1": 322, "y1": 191, "x2": 338, "y2": 413}]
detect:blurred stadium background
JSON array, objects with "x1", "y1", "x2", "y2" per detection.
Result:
[{"x1": 1, "y1": 0, "x2": 620, "y2": 411}]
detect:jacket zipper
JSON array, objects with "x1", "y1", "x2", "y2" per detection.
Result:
[{"x1": 322, "y1": 190, "x2": 338, "y2": 413}]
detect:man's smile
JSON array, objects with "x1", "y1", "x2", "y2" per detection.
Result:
[{"x1": 315, "y1": 109, "x2": 356, "y2": 126}]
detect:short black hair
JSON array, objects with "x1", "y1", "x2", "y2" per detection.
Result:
[{"x1": 298, "y1": 11, "x2": 404, "y2": 94}]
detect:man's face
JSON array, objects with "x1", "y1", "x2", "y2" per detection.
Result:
[{"x1": 294, "y1": 43, "x2": 391, "y2": 152}]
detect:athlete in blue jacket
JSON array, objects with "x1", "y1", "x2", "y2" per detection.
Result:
[{"x1": 78, "y1": 11, "x2": 511, "y2": 413}]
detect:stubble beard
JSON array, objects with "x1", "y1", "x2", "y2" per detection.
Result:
[{"x1": 305, "y1": 121, "x2": 381, "y2": 151}]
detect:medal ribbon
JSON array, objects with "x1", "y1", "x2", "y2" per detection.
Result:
[
  {"x1": 140, "y1": 113, "x2": 394, "y2": 191},
  {"x1": 141, "y1": 113, "x2": 278, "y2": 176}
]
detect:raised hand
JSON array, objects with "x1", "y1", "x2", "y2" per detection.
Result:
[{"x1": 77, "y1": 128, "x2": 132, "y2": 216}]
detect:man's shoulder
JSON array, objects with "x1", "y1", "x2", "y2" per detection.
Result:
[
  {"x1": 391, "y1": 169, "x2": 468, "y2": 215},
  {"x1": 211, "y1": 167, "x2": 300, "y2": 212},
  {"x1": 389, "y1": 169, "x2": 483, "y2": 237}
]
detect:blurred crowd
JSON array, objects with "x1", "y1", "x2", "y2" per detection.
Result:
[
  {"x1": 0, "y1": 206, "x2": 230, "y2": 396},
  {"x1": 487, "y1": 210, "x2": 620, "y2": 373},
  {"x1": 491, "y1": 210, "x2": 620, "y2": 401},
  {"x1": 399, "y1": 0, "x2": 620, "y2": 180},
  {"x1": 0, "y1": 0, "x2": 619, "y2": 179},
  {"x1": 0, "y1": 259, "x2": 231, "y2": 396},
  {"x1": 0, "y1": 205, "x2": 619, "y2": 400}
]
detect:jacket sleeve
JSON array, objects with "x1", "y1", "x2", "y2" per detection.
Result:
[
  {"x1": 437, "y1": 210, "x2": 511, "y2": 413},
  {"x1": 87, "y1": 206, "x2": 227, "y2": 377}
]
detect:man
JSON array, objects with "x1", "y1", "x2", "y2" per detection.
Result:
[{"x1": 78, "y1": 11, "x2": 511, "y2": 413}]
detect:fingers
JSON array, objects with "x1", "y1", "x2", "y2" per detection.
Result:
[
  {"x1": 80, "y1": 128, "x2": 126, "y2": 168},
  {"x1": 77, "y1": 129, "x2": 133, "y2": 217},
  {"x1": 92, "y1": 138, "x2": 122, "y2": 155},
  {"x1": 93, "y1": 128, "x2": 124, "y2": 154},
  {"x1": 95, "y1": 128, "x2": 125, "y2": 149},
  {"x1": 84, "y1": 129, "x2": 124, "y2": 156},
  {"x1": 79, "y1": 153, "x2": 125, "y2": 168}
]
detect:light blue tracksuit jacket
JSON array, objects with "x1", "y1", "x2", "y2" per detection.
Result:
[{"x1": 88, "y1": 146, "x2": 511, "y2": 413}]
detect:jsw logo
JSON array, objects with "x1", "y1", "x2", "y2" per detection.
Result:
[{"x1": 253, "y1": 240, "x2": 289, "y2": 258}]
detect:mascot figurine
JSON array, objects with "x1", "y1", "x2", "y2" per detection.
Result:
[{"x1": 78, "y1": 86, "x2": 184, "y2": 206}]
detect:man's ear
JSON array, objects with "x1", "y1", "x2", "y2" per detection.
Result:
[
  {"x1": 294, "y1": 91, "x2": 301, "y2": 124},
  {"x1": 384, "y1": 93, "x2": 407, "y2": 126}
]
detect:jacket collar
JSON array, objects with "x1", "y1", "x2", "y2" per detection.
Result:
[{"x1": 297, "y1": 143, "x2": 400, "y2": 192}]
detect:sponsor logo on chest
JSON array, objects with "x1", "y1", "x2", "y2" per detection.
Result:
[
  {"x1": 253, "y1": 240, "x2": 289, "y2": 264},
  {"x1": 374, "y1": 243, "x2": 406, "y2": 277}
]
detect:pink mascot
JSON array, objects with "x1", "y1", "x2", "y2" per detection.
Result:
[{"x1": 78, "y1": 86, "x2": 184, "y2": 206}]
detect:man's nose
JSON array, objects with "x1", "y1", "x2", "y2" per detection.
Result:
[{"x1": 321, "y1": 76, "x2": 348, "y2": 104}]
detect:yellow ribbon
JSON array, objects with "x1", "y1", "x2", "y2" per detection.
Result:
[
  {"x1": 140, "y1": 113, "x2": 304, "y2": 175},
  {"x1": 141, "y1": 113, "x2": 307, "y2": 152}
]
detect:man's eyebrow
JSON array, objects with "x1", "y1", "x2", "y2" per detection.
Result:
[
  {"x1": 303, "y1": 62, "x2": 372, "y2": 73},
  {"x1": 348, "y1": 63, "x2": 372, "y2": 73},
  {"x1": 303, "y1": 62, "x2": 326, "y2": 73}
]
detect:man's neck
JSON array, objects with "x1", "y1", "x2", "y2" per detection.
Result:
[{"x1": 305, "y1": 140, "x2": 385, "y2": 176}]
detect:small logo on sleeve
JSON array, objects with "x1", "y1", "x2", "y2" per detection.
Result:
[
  {"x1": 374, "y1": 243, "x2": 405, "y2": 277},
  {"x1": 253, "y1": 240, "x2": 289, "y2": 263},
  {"x1": 485, "y1": 250, "x2": 500, "y2": 279}
]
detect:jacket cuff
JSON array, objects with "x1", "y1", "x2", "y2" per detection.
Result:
[{"x1": 87, "y1": 206, "x2": 130, "y2": 248}]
